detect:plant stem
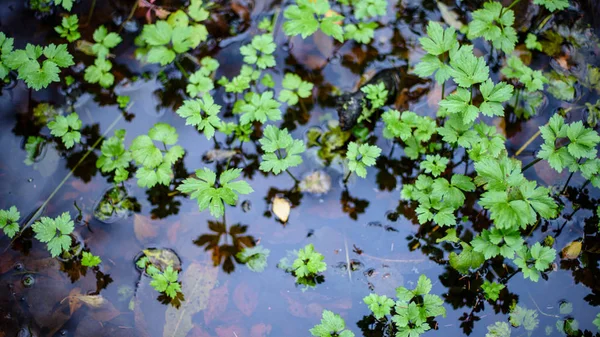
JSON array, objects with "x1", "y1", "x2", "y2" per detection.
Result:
[
  {"x1": 13, "y1": 113, "x2": 123, "y2": 241},
  {"x1": 87, "y1": 0, "x2": 97, "y2": 25},
  {"x1": 174, "y1": 59, "x2": 189, "y2": 78},
  {"x1": 560, "y1": 170, "x2": 575, "y2": 195},
  {"x1": 536, "y1": 13, "x2": 554, "y2": 32},
  {"x1": 441, "y1": 82, "x2": 445, "y2": 100},
  {"x1": 118, "y1": 1, "x2": 139, "y2": 33},
  {"x1": 514, "y1": 129, "x2": 541, "y2": 157},
  {"x1": 285, "y1": 169, "x2": 299, "y2": 183},
  {"x1": 299, "y1": 99, "x2": 308, "y2": 117},
  {"x1": 522, "y1": 157, "x2": 542, "y2": 171},
  {"x1": 343, "y1": 171, "x2": 352, "y2": 185}
]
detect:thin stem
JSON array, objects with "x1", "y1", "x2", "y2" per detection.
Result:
[
  {"x1": 441, "y1": 82, "x2": 445, "y2": 100},
  {"x1": 285, "y1": 169, "x2": 299, "y2": 183},
  {"x1": 469, "y1": 86, "x2": 474, "y2": 105},
  {"x1": 560, "y1": 171, "x2": 575, "y2": 195},
  {"x1": 343, "y1": 171, "x2": 352, "y2": 185},
  {"x1": 174, "y1": 60, "x2": 189, "y2": 78},
  {"x1": 514, "y1": 87, "x2": 521, "y2": 110},
  {"x1": 87, "y1": 0, "x2": 97, "y2": 25},
  {"x1": 522, "y1": 157, "x2": 542, "y2": 171},
  {"x1": 536, "y1": 13, "x2": 554, "y2": 32},
  {"x1": 298, "y1": 99, "x2": 308, "y2": 117},
  {"x1": 118, "y1": 1, "x2": 139, "y2": 34}
]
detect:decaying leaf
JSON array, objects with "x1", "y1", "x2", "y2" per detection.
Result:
[
  {"x1": 134, "y1": 214, "x2": 158, "y2": 242},
  {"x1": 437, "y1": 2, "x2": 464, "y2": 30},
  {"x1": 562, "y1": 241, "x2": 582, "y2": 260},
  {"x1": 299, "y1": 170, "x2": 332, "y2": 195},
  {"x1": 163, "y1": 262, "x2": 218, "y2": 337},
  {"x1": 65, "y1": 288, "x2": 120, "y2": 322},
  {"x1": 272, "y1": 195, "x2": 291, "y2": 223},
  {"x1": 250, "y1": 323, "x2": 272, "y2": 337},
  {"x1": 142, "y1": 248, "x2": 182, "y2": 272},
  {"x1": 203, "y1": 149, "x2": 237, "y2": 163},
  {"x1": 233, "y1": 283, "x2": 258, "y2": 316},
  {"x1": 204, "y1": 282, "x2": 229, "y2": 325}
]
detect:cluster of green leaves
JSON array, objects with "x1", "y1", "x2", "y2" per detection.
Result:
[
  {"x1": 259, "y1": 125, "x2": 306, "y2": 175},
  {"x1": 533, "y1": 0, "x2": 569, "y2": 12},
  {"x1": 359, "y1": 82, "x2": 388, "y2": 122},
  {"x1": 414, "y1": 22, "x2": 458, "y2": 84},
  {"x1": 363, "y1": 275, "x2": 446, "y2": 337},
  {"x1": 177, "y1": 168, "x2": 253, "y2": 218},
  {"x1": 55, "y1": 15, "x2": 80, "y2": 42},
  {"x1": 54, "y1": 0, "x2": 74, "y2": 11},
  {"x1": 136, "y1": 257, "x2": 182, "y2": 299},
  {"x1": 240, "y1": 34, "x2": 276, "y2": 69},
  {"x1": 346, "y1": 142, "x2": 381, "y2": 178},
  {"x1": 537, "y1": 114, "x2": 600, "y2": 188},
  {"x1": 0, "y1": 206, "x2": 20, "y2": 238},
  {"x1": 509, "y1": 304, "x2": 539, "y2": 334},
  {"x1": 91, "y1": 26, "x2": 122, "y2": 58},
  {"x1": 186, "y1": 56, "x2": 219, "y2": 97},
  {"x1": 501, "y1": 55, "x2": 546, "y2": 118},
  {"x1": 83, "y1": 26, "x2": 122, "y2": 88},
  {"x1": 96, "y1": 129, "x2": 131, "y2": 183},
  {"x1": 481, "y1": 281, "x2": 505, "y2": 301},
  {"x1": 138, "y1": 3, "x2": 209, "y2": 66},
  {"x1": 279, "y1": 73, "x2": 314, "y2": 106},
  {"x1": 381, "y1": 110, "x2": 438, "y2": 159},
  {"x1": 279, "y1": 243, "x2": 327, "y2": 287},
  {"x1": 48, "y1": 112, "x2": 82, "y2": 149},
  {"x1": 3, "y1": 42, "x2": 74, "y2": 90},
  {"x1": 310, "y1": 310, "x2": 355, "y2": 337},
  {"x1": 513, "y1": 242, "x2": 556, "y2": 281},
  {"x1": 236, "y1": 245, "x2": 270, "y2": 272},
  {"x1": 130, "y1": 123, "x2": 184, "y2": 188},
  {"x1": 81, "y1": 251, "x2": 102, "y2": 267},
  {"x1": 467, "y1": 2, "x2": 517, "y2": 53},
  {"x1": 32, "y1": 212, "x2": 75, "y2": 258},
  {"x1": 176, "y1": 94, "x2": 222, "y2": 139}
]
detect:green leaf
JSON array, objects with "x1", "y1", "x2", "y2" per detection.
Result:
[
  {"x1": 149, "y1": 122, "x2": 179, "y2": 144},
  {"x1": 361, "y1": 82, "x2": 388, "y2": 109},
  {"x1": 449, "y1": 243, "x2": 485, "y2": 274},
  {"x1": 321, "y1": 16, "x2": 344, "y2": 42},
  {"x1": 472, "y1": 227, "x2": 524, "y2": 259},
  {"x1": 240, "y1": 91, "x2": 282, "y2": 124},
  {"x1": 32, "y1": 212, "x2": 74, "y2": 257},
  {"x1": 240, "y1": 34, "x2": 276, "y2": 69},
  {"x1": 479, "y1": 79, "x2": 513, "y2": 117},
  {"x1": 278, "y1": 73, "x2": 314, "y2": 105},
  {"x1": 310, "y1": 310, "x2": 354, "y2": 337},
  {"x1": 566, "y1": 121, "x2": 600, "y2": 159},
  {"x1": 81, "y1": 252, "x2": 102, "y2": 267},
  {"x1": 84, "y1": 57, "x2": 114, "y2": 88},
  {"x1": 485, "y1": 322, "x2": 511, "y2": 337},
  {"x1": 131, "y1": 135, "x2": 163, "y2": 168},
  {"x1": 414, "y1": 274, "x2": 433, "y2": 295},
  {"x1": 55, "y1": 15, "x2": 81, "y2": 42},
  {"x1": 354, "y1": 0, "x2": 387, "y2": 20},
  {"x1": 96, "y1": 129, "x2": 131, "y2": 174},
  {"x1": 259, "y1": 125, "x2": 305, "y2": 175},
  {"x1": 592, "y1": 313, "x2": 600, "y2": 331},
  {"x1": 510, "y1": 304, "x2": 539, "y2": 332},
  {"x1": 449, "y1": 46, "x2": 489, "y2": 88},
  {"x1": 176, "y1": 95, "x2": 222, "y2": 139},
  {"x1": 363, "y1": 294, "x2": 394, "y2": 319},
  {"x1": 513, "y1": 243, "x2": 556, "y2": 282},
  {"x1": 188, "y1": 0, "x2": 209, "y2": 21},
  {"x1": 419, "y1": 21, "x2": 458, "y2": 56},
  {"x1": 420, "y1": 154, "x2": 449, "y2": 177},
  {"x1": 55, "y1": 0, "x2": 74, "y2": 11},
  {"x1": 236, "y1": 245, "x2": 270, "y2": 272},
  {"x1": 347, "y1": 142, "x2": 381, "y2": 178},
  {"x1": 48, "y1": 112, "x2": 82, "y2": 149},
  {"x1": 142, "y1": 21, "x2": 173, "y2": 46},
  {"x1": 147, "y1": 46, "x2": 176, "y2": 66},
  {"x1": 481, "y1": 281, "x2": 505, "y2": 301},
  {"x1": 439, "y1": 88, "x2": 480, "y2": 124},
  {"x1": 559, "y1": 302, "x2": 573, "y2": 315},
  {"x1": 283, "y1": 5, "x2": 320, "y2": 38},
  {"x1": 467, "y1": 2, "x2": 517, "y2": 53},
  {"x1": 344, "y1": 22, "x2": 377, "y2": 44},
  {"x1": 92, "y1": 25, "x2": 122, "y2": 57},
  {"x1": 533, "y1": 0, "x2": 569, "y2": 11},
  {"x1": 0, "y1": 206, "x2": 20, "y2": 238},
  {"x1": 525, "y1": 33, "x2": 542, "y2": 51},
  {"x1": 150, "y1": 265, "x2": 181, "y2": 299}
]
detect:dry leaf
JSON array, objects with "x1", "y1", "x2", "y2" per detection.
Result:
[
  {"x1": 204, "y1": 282, "x2": 229, "y2": 325},
  {"x1": 233, "y1": 283, "x2": 258, "y2": 316},
  {"x1": 272, "y1": 196, "x2": 291, "y2": 223},
  {"x1": 68, "y1": 288, "x2": 84, "y2": 315},
  {"x1": 250, "y1": 323, "x2": 272, "y2": 337},
  {"x1": 66, "y1": 289, "x2": 120, "y2": 322},
  {"x1": 562, "y1": 241, "x2": 582, "y2": 260},
  {"x1": 163, "y1": 262, "x2": 219, "y2": 337},
  {"x1": 300, "y1": 171, "x2": 332, "y2": 195},
  {"x1": 437, "y1": 2, "x2": 464, "y2": 30},
  {"x1": 134, "y1": 214, "x2": 158, "y2": 242}
]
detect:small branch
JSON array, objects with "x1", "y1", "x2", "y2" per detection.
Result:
[
  {"x1": 514, "y1": 129, "x2": 541, "y2": 157},
  {"x1": 522, "y1": 157, "x2": 542, "y2": 171},
  {"x1": 118, "y1": 1, "x2": 139, "y2": 34}
]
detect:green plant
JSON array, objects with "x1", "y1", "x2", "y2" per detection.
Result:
[
  {"x1": 84, "y1": 58, "x2": 114, "y2": 88},
  {"x1": 533, "y1": 0, "x2": 569, "y2": 12},
  {"x1": 54, "y1": 0, "x2": 73, "y2": 11},
  {"x1": 420, "y1": 154, "x2": 449, "y2": 177},
  {"x1": 92, "y1": 26, "x2": 122, "y2": 58},
  {"x1": 288, "y1": 243, "x2": 327, "y2": 284},
  {"x1": 177, "y1": 168, "x2": 253, "y2": 218},
  {"x1": 130, "y1": 123, "x2": 184, "y2": 188},
  {"x1": 346, "y1": 142, "x2": 381, "y2": 179},
  {"x1": 363, "y1": 294, "x2": 395, "y2": 319},
  {"x1": 525, "y1": 33, "x2": 542, "y2": 51},
  {"x1": 55, "y1": 15, "x2": 80, "y2": 42},
  {"x1": 481, "y1": 281, "x2": 505, "y2": 301},
  {"x1": 485, "y1": 321, "x2": 511, "y2": 337},
  {"x1": 96, "y1": 129, "x2": 131, "y2": 183},
  {"x1": 283, "y1": 0, "x2": 344, "y2": 42},
  {"x1": 4, "y1": 43, "x2": 74, "y2": 90},
  {"x1": 0, "y1": 206, "x2": 20, "y2": 238},
  {"x1": 239, "y1": 91, "x2": 282, "y2": 124},
  {"x1": 509, "y1": 304, "x2": 539, "y2": 334},
  {"x1": 310, "y1": 310, "x2": 354, "y2": 337},
  {"x1": 149, "y1": 265, "x2": 182, "y2": 299},
  {"x1": 236, "y1": 245, "x2": 270, "y2": 272},
  {"x1": 259, "y1": 125, "x2": 305, "y2": 176},
  {"x1": 117, "y1": 95, "x2": 130, "y2": 109},
  {"x1": 278, "y1": 73, "x2": 313, "y2": 106},
  {"x1": 81, "y1": 252, "x2": 102, "y2": 267},
  {"x1": 48, "y1": 112, "x2": 82, "y2": 149},
  {"x1": 467, "y1": 1, "x2": 517, "y2": 53},
  {"x1": 176, "y1": 94, "x2": 222, "y2": 139},
  {"x1": 513, "y1": 242, "x2": 556, "y2": 282},
  {"x1": 186, "y1": 56, "x2": 219, "y2": 97},
  {"x1": 31, "y1": 212, "x2": 75, "y2": 258},
  {"x1": 240, "y1": 34, "x2": 276, "y2": 69},
  {"x1": 414, "y1": 21, "x2": 458, "y2": 85}
]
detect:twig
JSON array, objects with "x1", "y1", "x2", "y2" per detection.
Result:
[
  {"x1": 359, "y1": 253, "x2": 425, "y2": 263},
  {"x1": 344, "y1": 235, "x2": 352, "y2": 282},
  {"x1": 514, "y1": 129, "x2": 541, "y2": 157}
]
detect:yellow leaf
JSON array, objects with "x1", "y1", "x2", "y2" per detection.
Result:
[
  {"x1": 561, "y1": 241, "x2": 582, "y2": 260},
  {"x1": 272, "y1": 196, "x2": 291, "y2": 223}
]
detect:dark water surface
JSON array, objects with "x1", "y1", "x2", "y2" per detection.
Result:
[{"x1": 0, "y1": 0, "x2": 599, "y2": 336}]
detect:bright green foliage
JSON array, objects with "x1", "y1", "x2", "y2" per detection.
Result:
[
  {"x1": 97, "y1": 129, "x2": 131, "y2": 183},
  {"x1": 186, "y1": 56, "x2": 219, "y2": 97},
  {"x1": 130, "y1": 123, "x2": 184, "y2": 188},
  {"x1": 431, "y1": 174, "x2": 475, "y2": 208},
  {"x1": 310, "y1": 310, "x2": 355, "y2": 337},
  {"x1": 0, "y1": 206, "x2": 20, "y2": 238},
  {"x1": 380, "y1": 110, "x2": 437, "y2": 159},
  {"x1": 219, "y1": 65, "x2": 260, "y2": 93},
  {"x1": 344, "y1": 22, "x2": 377, "y2": 44},
  {"x1": 92, "y1": 26, "x2": 122, "y2": 57},
  {"x1": 472, "y1": 227, "x2": 524, "y2": 259},
  {"x1": 533, "y1": 0, "x2": 569, "y2": 11},
  {"x1": 502, "y1": 56, "x2": 547, "y2": 92},
  {"x1": 48, "y1": 112, "x2": 81, "y2": 149},
  {"x1": 239, "y1": 91, "x2": 282, "y2": 124},
  {"x1": 177, "y1": 168, "x2": 253, "y2": 218},
  {"x1": 438, "y1": 119, "x2": 505, "y2": 161},
  {"x1": 346, "y1": 142, "x2": 381, "y2": 178},
  {"x1": 593, "y1": 313, "x2": 600, "y2": 331},
  {"x1": 485, "y1": 322, "x2": 511, "y2": 337},
  {"x1": 481, "y1": 281, "x2": 505, "y2": 301},
  {"x1": 4, "y1": 43, "x2": 74, "y2": 90},
  {"x1": 362, "y1": 82, "x2": 388, "y2": 109},
  {"x1": 525, "y1": 33, "x2": 542, "y2": 51},
  {"x1": 176, "y1": 94, "x2": 222, "y2": 139},
  {"x1": 414, "y1": 21, "x2": 459, "y2": 84},
  {"x1": 240, "y1": 34, "x2": 276, "y2": 69},
  {"x1": 149, "y1": 265, "x2": 182, "y2": 299},
  {"x1": 81, "y1": 252, "x2": 102, "y2": 267},
  {"x1": 84, "y1": 57, "x2": 114, "y2": 88},
  {"x1": 32, "y1": 212, "x2": 74, "y2": 258},
  {"x1": 393, "y1": 275, "x2": 446, "y2": 337},
  {"x1": 449, "y1": 46, "x2": 489, "y2": 88},
  {"x1": 420, "y1": 154, "x2": 449, "y2": 177},
  {"x1": 292, "y1": 243, "x2": 327, "y2": 279},
  {"x1": 439, "y1": 79, "x2": 512, "y2": 124},
  {"x1": 449, "y1": 242, "x2": 485, "y2": 274},
  {"x1": 258, "y1": 17, "x2": 274, "y2": 32},
  {"x1": 0, "y1": 33, "x2": 14, "y2": 80},
  {"x1": 55, "y1": 15, "x2": 80, "y2": 42},
  {"x1": 467, "y1": 1, "x2": 517, "y2": 53},
  {"x1": 259, "y1": 125, "x2": 306, "y2": 175},
  {"x1": 139, "y1": 11, "x2": 208, "y2": 66},
  {"x1": 278, "y1": 73, "x2": 314, "y2": 105},
  {"x1": 363, "y1": 294, "x2": 395, "y2": 319},
  {"x1": 236, "y1": 245, "x2": 270, "y2": 272},
  {"x1": 24, "y1": 136, "x2": 45, "y2": 165},
  {"x1": 187, "y1": 0, "x2": 209, "y2": 22},
  {"x1": 54, "y1": 0, "x2": 73, "y2": 11},
  {"x1": 117, "y1": 95, "x2": 130, "y2": 109},
  {"x1": 261, "y1": 73, "x2": 275, "y2": 88},
  {"x1": 513, "y1": 242, "x2": 556, "y2": 282},
  {"x1": 283, "y1": 0, "x2": 345, "y2": 42},
  {"x1": 354, "y1": 0, "x2": 387, "y2": 20},
  {"x1": 509, "y1": 304, "x2": 539, "y2": 333}
]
